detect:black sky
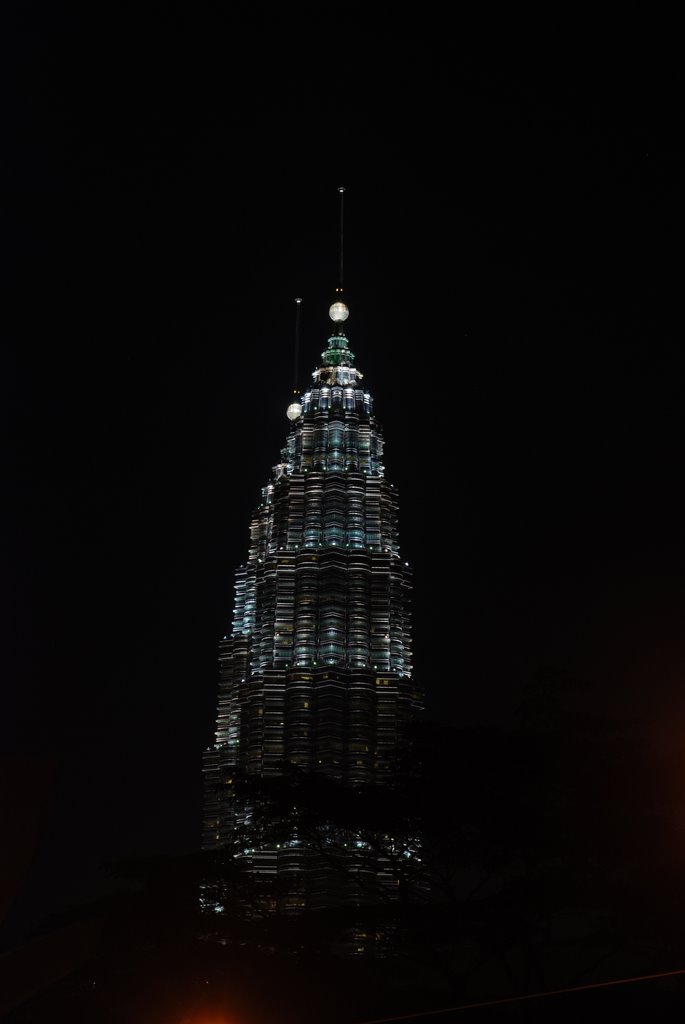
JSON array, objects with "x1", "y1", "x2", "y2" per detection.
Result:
[{"x1": 3, "y1": 8, "x2": 685, "y2": 940}]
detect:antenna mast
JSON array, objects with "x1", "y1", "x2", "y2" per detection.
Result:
[
  {"x1": 338, "y1": 186, "x2": 345, "y2": 293},
  {"x1": 286, "y1": 298, "x2": 304, "y2": 421},
  {"x1": 293, "y1": 297, "x2": 302, "y2": 387}
]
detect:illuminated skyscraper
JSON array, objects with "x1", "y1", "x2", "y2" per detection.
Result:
[{"x1": 203, "y1": 221, "x2": 421, "y2": 911}]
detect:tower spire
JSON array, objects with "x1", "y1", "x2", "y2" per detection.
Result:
[
  {"x1": 287, "y1": 298, "x2": 304, "y2": 421},
  {"x1": 329, "y1": 187, "x2": 350, "y2": 325},
  {"x1": 338, "y1": 185, "x2": 345, "y2": 293},
  {"x1": 293, "y1": 296, "x2": 302, "y2": 388}
]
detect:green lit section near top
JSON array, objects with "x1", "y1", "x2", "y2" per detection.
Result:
[{"x1": 321, "y1": 333, "x2": 355, "y2": 367}]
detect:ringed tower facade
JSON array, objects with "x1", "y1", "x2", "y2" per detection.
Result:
[{"x1": 203, "y1": 202, "x2": 421, "y2": 908}]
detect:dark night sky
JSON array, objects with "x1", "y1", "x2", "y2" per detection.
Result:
[{"x1": 3, "y1": 8, "x2": 685, "y2": 941}]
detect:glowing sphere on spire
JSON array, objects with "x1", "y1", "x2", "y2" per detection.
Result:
[
  {"x1": 287, "y1": 401, "x2": 302, "y2": 421},
  {"x1": 329, "y1": 301, "x2": 349, "y2": 322}
]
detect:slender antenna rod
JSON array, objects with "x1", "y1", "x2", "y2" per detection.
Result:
[
  {"x1": 338, "y1": 186, "x2": 345, "y2": 291},
  {"x1": 293, "y1": 297, "x2": 302, "y2": 388}
]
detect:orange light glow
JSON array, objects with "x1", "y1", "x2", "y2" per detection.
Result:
[{"x1": 177, "y1": 1013, "x2": 238, "y2": 1024}]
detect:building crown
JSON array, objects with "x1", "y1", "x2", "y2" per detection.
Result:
[{"x1": 321, "y1": 333, "x2": 355, "y2": 368}]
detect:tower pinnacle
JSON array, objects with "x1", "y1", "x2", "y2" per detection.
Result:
[
  {"x1": 330, "y1": 186, "x2": 350, "y2": 323},
  {"x1": 337, "y1": 185, "x2": 345, "y2": 291},
  {"x1": 287, "y1": 297, "x2": 303, "y2": 421}
]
